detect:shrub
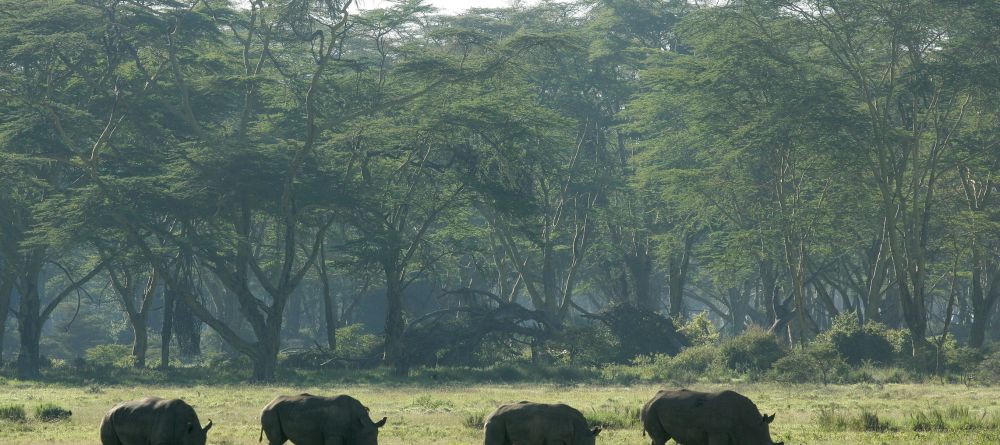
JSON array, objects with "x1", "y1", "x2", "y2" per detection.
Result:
[
  {"x1": 769, "y1": 349, "x2": 822, "y2": 383},
  {"x1": 34, "y1": 403, "x2": 72, "y2": 422},
  {"x1": 589, "y1": 304, "x2": 688, "y2": 360},
  {"x1": 84, "y1": 344, "x2": 134, "y2": 368},
  {"x1": 664, "y1": 343, "x2": 720, "y2": 379},
  {"x1": 771, "y1": 342, "x2": 849, "y2": 384},
  {"x1": 551, "y1": 324, "x2": 620, "y2": 366},
  {"x1": 815, "y1": 313, "x2": 904, "y2": 366},
  {"x1": 676, "y1": 312, "x2": 720, "y2": 346},
  {"x1": 718, "y1": 327, "x2": 786, "y2": 373},
  {"x1": 0, "y1": 404, "x2": 26, "y2": 422},
  {"x1": 335, "y1": 324, "x2": 382, "y2": 362},
  {"x1": 930, "y1": 338, "x2": 981, "y2": 375},
  {"x1": 973, "y1": 349, "x2": 1000, "y2": 385}
]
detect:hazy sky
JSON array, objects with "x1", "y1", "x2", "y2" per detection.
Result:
[{"x1": 355, "y1": 0, "x2": 533, "y2": 14}]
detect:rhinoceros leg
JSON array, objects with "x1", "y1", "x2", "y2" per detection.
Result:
[
  {"x1": 646, "y1": 430, "x2": 668, "y2": 445},
  {"x1": 98, "y1": 421, "x2": 121, "y2": 445},
  {"x1": 323, "y1": 437, "x2": 344, "y2": 445},
  {"x1": 482, "y1": 421, "x2": 509, "y2": 445}
]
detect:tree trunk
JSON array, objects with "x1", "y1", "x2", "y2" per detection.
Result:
[
  {"x1": 319, "y1": 245, "x2": 338, "y2": 351},
  {"x1": 286, "y1": 290, "x2": 303, "y2": 341},
  {"x1": 625, "y1": 248, "x2": 652, "y2": 310},
  {"x1": 130, "y1": 317, "x2": 148, "y2": 369},
  {"x1": 970, "y1": 252, "x2": 999, "y2": 349},
  {"x1": 15, "y1": 272, "x2": 41, "y2": 379},
  {"x1": 160, "y1": 287, "x2": 175, "y2": 369},
  {"x1": 667, "y1": 237, "x2": 692, "y2": 318},
  {"x1": 174, "y1": 297, "x2": 201, "y2": 358},
  {"x1": 728, "y1": 287, "x2": 748, "y2": 336},
  {"x1": 382, "y1": 267, "x2": 407, "y2": 376},
  {"x1": 250, "y1": 322, "x2": 283, "y2": 383},
  {"x1": 0, "y1": 275, "x2": 12, "y2": 365}
]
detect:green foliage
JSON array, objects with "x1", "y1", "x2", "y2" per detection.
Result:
[
  {"x1": 84, "y1": 345, "x2": 134, "y2": 368},
  {"x1": 551, "y1": 324, "x2": 621, "y2": 366},
  {"x1": 675, "y1": 312, "x2": 719, "y2": 346},
  {"x1": 33, "y1": 403, "x2": 71, "y2": 422},
  {"x1": 769, "y1": 342, "x2": 849, "y2": 385},
  {"x1": 335, "y1": 324, "x2": 382, "y2": 362},
  {"x1": 974, "y1": 349, "x2": 1000, "y2": 385},
  {"x1": 814, "y1": 314, "x2": 906, "y2": 366},
  {"x1": 718, "y1": 327, "x2": 786, "y2": 374}
]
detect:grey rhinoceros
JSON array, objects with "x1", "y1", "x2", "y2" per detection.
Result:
[
  {"x1": 483, "y1": 401, "x2": 602, "y2": 445},
  {"x1": 641, "y1": 389, "x2": 783, "y2": 445},
  {"x1": 259, "y1": 393, "x2": 387, "y2": 445},
  {"x1": 99, "y1": 397, "x2": 212, "y2": 445}
]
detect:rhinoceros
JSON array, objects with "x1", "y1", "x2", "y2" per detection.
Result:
[
  {"x1": 99, "y1": 397, "x2": 212, "y2": 445},
  {"x1": 259, "y1": 393, "x2": 387, "y2": 445},
  {"x1": 483, "y1": 401, "x2": 602, "y2": 445},
  {"x1": 641, "y1": 389, "x2": 783, "y2": 445}
]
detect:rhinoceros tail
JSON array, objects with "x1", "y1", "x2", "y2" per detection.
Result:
[{"x1": 259, "y1": 425, "x2": 263, "y2": 443}]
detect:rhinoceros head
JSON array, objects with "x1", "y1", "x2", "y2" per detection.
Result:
[
  {"x1": 580, "y1": 425, "x2": 602, "y2": 445},
  {"x1": 183, "y1": 419, "x2": 212, "y2": 445},
  {"x1": 759, "y1": 413, "x2": 782, "y2": 445},
  {"x1": 355, "y1": 416, "x2": 387, "y2": 445}
]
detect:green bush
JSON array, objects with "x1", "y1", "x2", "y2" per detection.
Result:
[
  {"x1": 769, "y1": 349, "x2": 822, "y2": 383},
  {"x1": 676, "y1": 312, "x2": 720, "y2": 346},
  {"x1": 335, "y1": 324, "x2": 382, "y2": 361},
  {"x1": 770, "y1": 342, "x2": 848, "y2": 384},
  {"x1": 34, "y1": 403, "x2": 72, "y2": 422},
  {"x1": 815, "y1": 313, "x2": 905, "y2": 366},
  {"x1": 84, "y1": 344, "x2": 135, "y2": 368},
  {"x1": 930, "y1": 338, "x2": 981, "y2": 375},
  {"x1": 551, "y1": 324, "x2": 620, "y2": 366},
  {"x1": 665, "y1": 344, "x2": 718, "y2": 374},
  {"x1": 0, "y1": 404, "x2": 26, "y2": 422},
  {"x1": 718, "y1": 327, "x2": 786, "y2": 373},
  {"x1": 974, "y1": 349, "x2": 1000, "y2": 385}
]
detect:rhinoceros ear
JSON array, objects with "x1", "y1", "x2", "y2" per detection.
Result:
[
  {"x1": 203, "y1": 420, "x2": 213, "y2": 433},
  {"x1": 591, "y1": 426, "x2": 602, "y2": 436},
  {"x1": 763, "y1": 414, "x2": 776, "y2": 424},
  {"x1": 375, "y1": 417, "x2": 387, "y2": 428}
]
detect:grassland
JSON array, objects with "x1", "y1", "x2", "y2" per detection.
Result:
[{"x1": 0, "y1": 381, "x2": 998, "y2": 444}]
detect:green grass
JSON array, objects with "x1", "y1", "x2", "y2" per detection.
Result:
[{"x1": 0, "y1": 382, "x2": 999, "y2": 444}]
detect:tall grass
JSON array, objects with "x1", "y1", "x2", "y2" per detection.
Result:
[{"x1": 0, "y1": 404, "x2": 27, "y2": 422}]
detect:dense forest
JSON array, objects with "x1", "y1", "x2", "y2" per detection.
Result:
[{"x1": 0, "y1": 0, "x2": 997, "y2": 383}]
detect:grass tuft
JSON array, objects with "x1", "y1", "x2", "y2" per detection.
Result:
[
  {"x1": 34, "y1": 403, "x2": 72, "y2": 422},
  {"x1": 0, "y1": 404, "x2": 27, "y2": 422},
  {"x1": 817, "y1": 408, "x2": 894, "y2": 432},
  {"x1": 586, "y1": 403, "x2": 641, "y2": 430},
  {"x1": 461, "y1": 410, "x2": 487, "y2": 430}
]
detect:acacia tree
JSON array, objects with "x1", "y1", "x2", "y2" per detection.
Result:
[
  {"x1": 0, "y1": 0, "x2": 120, "y2": 378},
  {"x1": 777, "y1": 0, "x2": 985, "y2": 355}
]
